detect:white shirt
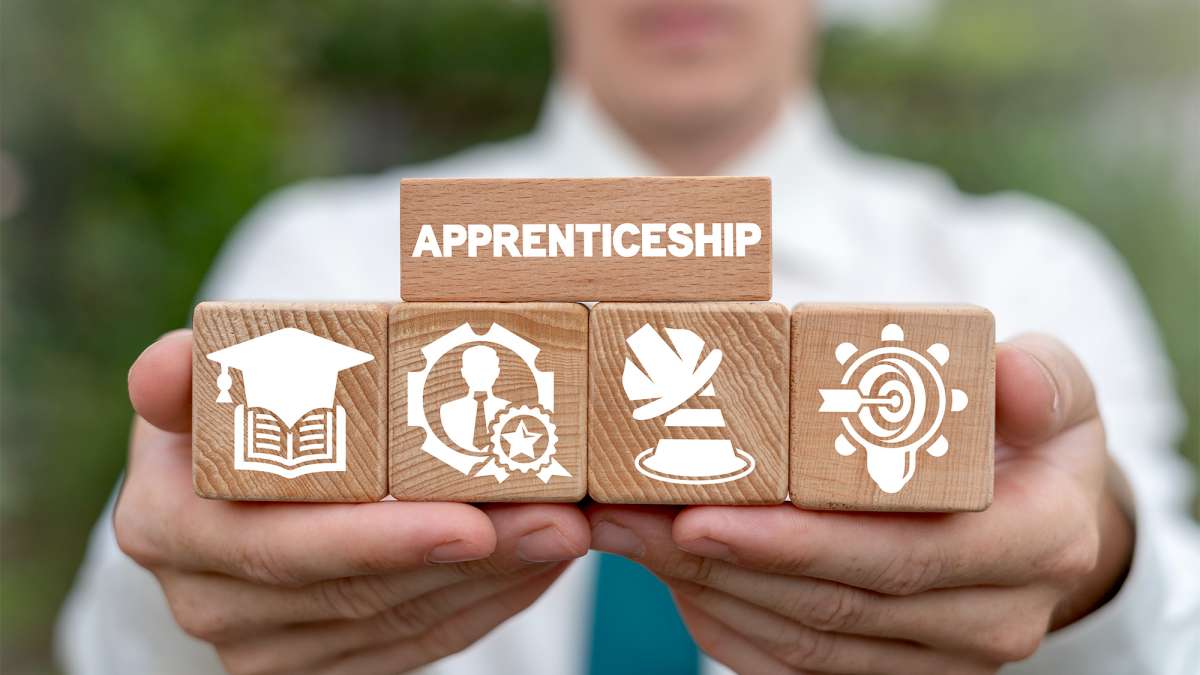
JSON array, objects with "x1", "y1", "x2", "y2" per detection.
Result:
[{"x1": 58, "y1": 83, "x2": 1200, "y2": 674}]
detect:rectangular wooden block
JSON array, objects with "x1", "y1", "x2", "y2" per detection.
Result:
[
  {"x1": 389, "y1": 303, "x2": 588, "y2": 502},
  {"x1": 192, "y1": 302, "x2": 389, "y2": 501},
  {"x1": 400, "y1": 177, "x2": 772, "y2": 302},
  {"x1": 589, "y1": 302, "x2": 789, "y2": 505},
  {"x1": 790, "y1": 304, "x2": 995, "y2": 512}
]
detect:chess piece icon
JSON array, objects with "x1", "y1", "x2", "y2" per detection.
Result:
[
  {"x1": 818, "y1": 323, "x2": 969, "y2": 494},
  {"x1": 622, "y1": 323, "x2": 755, "y2": 485},
  {"x1": 407, "y1": 322, "x2": 571, "y2": 483},
  {"x1": 206, "y1": 327, "x2": 375, "y2": 478}
]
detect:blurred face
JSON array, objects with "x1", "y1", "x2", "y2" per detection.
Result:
[{"x1": 554, "y1": 0, "x2": 813, "y2": 137}]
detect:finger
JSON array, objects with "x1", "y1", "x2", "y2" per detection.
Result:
[
  {"x1": 157, "y1": 502, "x2": 587, "y2": 636},
  {"x1": 665, "y1": 498, "x2": 1091, "y2": 594},
  {"x1": 217, "y1": 564, "x2": 565, "y2": 672},
  {"x1": 459, "y1": 503, "x2": 590, "y2": 572},
  {"x1": 315, "y1": 563, "x2": 569, "y2": 675},
  {"x1": 598, "y1": 503, "x2": 1056, "y2": 657},
  {"x1": 673, "y1": 585, "x2": 997, "y2": 674},
  {"x1": 128, "y1": 329, "x2": 193, "y2": 433},
  {"x1": 117, "y1": 420, "x2": 501, "y2": 584},
  {"x1": 996, "y1": 334, "x2": 1098, "y2": 448},
  {"x1": 669, "y1": 573, "x2": 1055, "y2": 663},
  {"x1": 157, "y1": 560, "x2": 539, "y2": 642},
  {"x1": 674, "y1": 596, "x2": 794, "y2": 675},
  {"x1": 171, "y1": 500, "x2": 498, "y2": 585}
]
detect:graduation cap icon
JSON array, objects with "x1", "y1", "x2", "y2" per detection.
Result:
[{"x1": 207, "y1": 328, "x2": 375, "y2": 478}]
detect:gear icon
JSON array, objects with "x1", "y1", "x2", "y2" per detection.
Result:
[
  {"x1": 818, "y1": 323, "x2": 969, "y2": 494},
  {"x1": 488, "y1": 405, "x2": 559, "y2": 474},
  {"x1": 407, "y1": 322, "x2": 555, "y2": 477}
]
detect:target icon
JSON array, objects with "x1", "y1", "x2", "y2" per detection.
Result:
[{"x1": 818, "y1": 323, "x2": 968, "y2": 494}]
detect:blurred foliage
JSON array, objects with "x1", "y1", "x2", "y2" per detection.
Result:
[{"x1": 1, "y1": 0, "x2": 1196, "y2": 670}]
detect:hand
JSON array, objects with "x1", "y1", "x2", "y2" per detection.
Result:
[
  {"x1": 588, "y1": 334, "x2": 1134, "y2": 674},
  {"x1": 116, "y1": 330, "x2": 589, "y2": 675}
]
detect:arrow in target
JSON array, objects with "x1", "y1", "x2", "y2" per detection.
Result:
[{"x1": 818, "y1": 389, "x2": 902, "y2": 413}]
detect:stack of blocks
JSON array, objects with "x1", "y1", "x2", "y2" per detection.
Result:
[{"x1": 193, "y1": 177, "x2": 994, "y2": 512}]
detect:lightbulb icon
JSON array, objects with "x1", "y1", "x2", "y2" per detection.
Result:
[{"x1": 818, "y1": 323, "x2": 968, "y2": 493}]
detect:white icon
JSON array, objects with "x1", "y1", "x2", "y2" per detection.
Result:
[
  {"x1": 207, "y1": 328, "x2": 375, "y2": 478},
  {"x1": 407, "y1": 323, "x2": 570, "y2": 483},
  {"x1": 622, "y1": 324, "x2": 755, "y2": 485},
  {"x1": 818, "y1": 323, "x2": 968, "y2": 494},
  {"x1": 439, "y1": 345, "x2": 510, "y2": 453}
]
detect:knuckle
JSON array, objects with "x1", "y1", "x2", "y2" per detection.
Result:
[
  {"x1": 1032, "y1": 489, "x2": 1101, "y2": 583},
  {"x1": 164, "y1": 591, "x2": 230, "y2": 643},
  {"x1": 112, "y1": 497, "x2": 163, "y2": 568},
  {"x1": 803, "y1": 586, "x2": 865, "y2": 632},
  {"x1": 375, "y1": 594, "x2": 445, "y2": 640},
  {"x1": 450, "y1": 555, "x2": 511, "y2": 579},
  {"x1": 689, "y1": 620, "x2": 729, "y2": 658},
  {"x1": 316, "y1": 576, "x2": 389, "y2": 620},
  {"x1": 216, "y1": 647, "x2": 280, "y2": 675},
  {"x1": 672, "y1": 553, "x2": 720, "y2": 586},
  {"x1": 979, "y1": 620, "x2": 1046, "y2": 663},
  {"x1": 233, "y1": 538, "x2": 302, "y2": 587},
  {"x1": 1055, "y1": 530, "x2": 1101, "y2": 580},
  {"x1": 777, "y1": 627, "x2": 837, "y2": 670},
  {"x1": 415, "y1": 620, "x2": 475, "y2": 663},
  {"x1": 874, "y1": 547, "x2": 945, "y2": 596}
]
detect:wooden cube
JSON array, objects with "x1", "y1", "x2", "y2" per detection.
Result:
[
  {"x1": 400, "y1": 177, "x2": 772, "y2": 302},
  {"x1": 192, "y1": 302, "x2": 389, "y2": 502},
  {"x1": 790, "y1": 305, "x2": 995, "y2": 512},
  {"x1": 589, "y1": 302, "x2": 789, "y2": 505},
  {"x1": 389, "y1": 303, "x2": 588, "y2": 502}
]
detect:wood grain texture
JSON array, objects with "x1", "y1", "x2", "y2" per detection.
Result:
[
  {"x1": 790, "y1": 305, "x2": 994, "y2": 512},
  {"x1": 192, "y1": 302, "x2": 389, "y2": 502},
  {"x1": 390, "y1": 303, "x2": 588, "y2": 502},
  {"x1": 399, "y1": 177, "x2": 771, "y2": 301},
  {"x1": 589, "y1": 303, "x2": 789, "y2": 505}
]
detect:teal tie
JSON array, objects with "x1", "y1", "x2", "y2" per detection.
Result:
[{"x1": 588, "y1": 552, "x2": 700, "y2": 675}]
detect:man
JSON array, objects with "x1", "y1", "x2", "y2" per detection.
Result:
[
  {"x1": 441, "y1": 346, "x2": 510, "y2": 453},
  {"x1": 59, "y1": 1, "x2": 1200, "y2": 673}
]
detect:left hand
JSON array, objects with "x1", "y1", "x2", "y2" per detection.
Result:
[{"x1": 588, "y1": 334, "x2": 1134, "y2": 674}]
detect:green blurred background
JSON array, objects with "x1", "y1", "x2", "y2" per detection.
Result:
[{"x1": 1, "y1": 0, "x2": 1196, "y2": 670}]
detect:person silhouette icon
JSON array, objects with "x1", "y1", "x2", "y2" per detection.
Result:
[{"x1": 439, "y1": 345, "x2": 510, "y2": 453}]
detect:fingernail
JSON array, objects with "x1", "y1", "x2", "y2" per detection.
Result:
[
  {"x1": 517, "y1": 526, "x2": 579, "y2": 563},
  {"x1": 591, "y1": 521, "x2": 644, "y2": 558},
  {"x1": 677, "y1": 537, "x2": 735, "y2": 562},
  {"x1": 426, "y1": 540, "x2": 487, "y2": 564},
  {"x1": 1023, "y1": 348, "x2": 1060, "y2": 413}
]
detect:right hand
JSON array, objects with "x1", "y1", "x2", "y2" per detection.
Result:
[{"x1": 115, "y1": 329, "x2": 589, "y2": 674}]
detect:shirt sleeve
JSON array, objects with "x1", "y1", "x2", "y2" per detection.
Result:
[
  {"x1": 982, "y1": 196, "x2": 1200, "y2": 674},
  {"x1": 53, "y1": 180, "x2": 377, "y2": 675}
]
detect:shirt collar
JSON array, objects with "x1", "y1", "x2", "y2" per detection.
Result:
[
  {"x1": 530, "y1": 81, "x2": 860, "y2": 287},
  {"x1": 533, "y1": 79, "x2": 837, "y2": 178}
]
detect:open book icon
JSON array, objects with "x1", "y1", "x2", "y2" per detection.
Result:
[
  {"x1": 207, "y1": 328, "x2": 374, "y2": 478},
  {"x1": 237, "y1": 406, "x2": 343, "y2": 473}
]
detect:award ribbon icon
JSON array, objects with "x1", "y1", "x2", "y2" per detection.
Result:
[{"x1": 407, "y1": 322, "x2": 571, "y2": 484}]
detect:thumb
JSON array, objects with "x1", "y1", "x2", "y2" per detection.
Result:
[
  {"x1": 128, "y1": 329, "x2": 193, "y2": 433},
  {"x1": 995, "y1": 333, "x2": 1098, "y2": 447}
]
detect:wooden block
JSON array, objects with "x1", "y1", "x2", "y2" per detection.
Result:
[
  {"x1": 790, "y1": 305, "x2": 995, "y2": 512},
  {"x1": 400, "y1": 177, "x2": 771, "y2": 302},
  {"x1": 589, "y1": 302, "x2": 789, "y2": 505},
  {"x1": 389, "y1": 303, "x2": 588, "y2": 502},
  {"x1": 192, "y1": 302, "x2": 389, "y2": 502}
]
